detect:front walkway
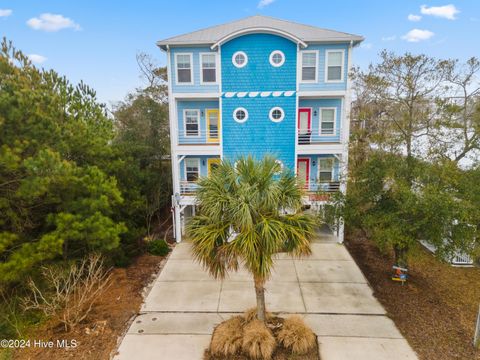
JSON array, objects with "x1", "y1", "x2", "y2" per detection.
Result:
[{"x1": 115, "y1": 239, "x2": 418, "y2": 360}]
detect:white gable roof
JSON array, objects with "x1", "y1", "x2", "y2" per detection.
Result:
[{"x1": 157, "y1": 15, "x2": 363, "y2": 50}]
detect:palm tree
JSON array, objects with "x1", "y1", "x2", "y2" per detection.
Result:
[{"x1": 187, "y1": 155, "x2": 315, "y2": 322}]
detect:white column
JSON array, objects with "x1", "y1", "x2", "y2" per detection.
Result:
[{"x1": 174, "y1": 204, "x2": 182, "y2": 243}]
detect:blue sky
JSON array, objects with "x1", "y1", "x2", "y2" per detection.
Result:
[{"x1": 1, "y1": 0, "x2": 479, "y2": 106}]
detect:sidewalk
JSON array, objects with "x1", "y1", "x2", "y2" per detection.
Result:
[{"x1": 114, "y1": 240, "x2": 418, "y2": 360}]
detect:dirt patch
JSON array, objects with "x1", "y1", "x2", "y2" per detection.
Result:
[
  {"x1": 13, "y1": 253, "x2": 166, "y2": 360},
  {"x1": 345, "y1": 231, "x2": 480, "y2": 360}
]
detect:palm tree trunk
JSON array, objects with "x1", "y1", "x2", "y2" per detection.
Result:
[{"x1": 254, "y1": 275, "x2": 266, "y2": 322}]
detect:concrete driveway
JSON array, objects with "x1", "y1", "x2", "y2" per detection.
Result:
[{"x1": 115, "y1": 240, "x2": 418, "y2": 360}]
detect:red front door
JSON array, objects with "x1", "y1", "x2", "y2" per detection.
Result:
[
  {"x1": 297, "y1": 158, "x2": 310, "y2": 189},
  {"x1": 298, "y1": 108, "x2": 311, "y2": 134}
]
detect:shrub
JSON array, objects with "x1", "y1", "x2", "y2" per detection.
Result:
[
  {"x1": 22, "y1": 254, "x2": 112, "y2": 331},
  {"x1": 277, "y1": 315, "x2": 316, "y2": 355},
  {"x1": 210, "y1": 316, "x2": 244, "y2": 357},
  {"x1": 146, "y1": 239, "x2": 170, "y2": 256},
  {"x1": 243, "y1": 307, "x2": 272, "y2": 323},
  {"x1": 242, "y1": 319, "x2": 275, "y2": 360}
]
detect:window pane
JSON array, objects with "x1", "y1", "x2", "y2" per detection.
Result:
[
  {"x1": 202, "y1": 54, "x2": 216, "y2": 68},
  {"x1": 177, "y1": 55, "x2": 190, "y2": 68},
  {"x1": 327, "y1": 52, "x2": 342, "y2": 66},
  {"x1": 322, "y1": 109, "x2": 335, "y2": 122},
  {"x1": 302, "y1": 53, "x2": 316, "y2": 67},
  {"x1": 319, "y1": 158, "x2": 333, "y2": 171},
  {"x1": 186, "y1": 159, "x2": 199, "y2": 181},
  {"x1": 302, "y1": 67, "x2": 316, "y2": 81},
  {"x1": 319, "y1": 171, "x2": 332, "y2": 182},
  {"x1": 235, "y1": 54, "x2": 245, "y2": 65},
  {"x1": 178, "y1": 69, "x2": 191, "y2": 83},
  {"x1": 321, "y1": 122, "x2": 334, "y2": 134},
  {"x1": 327, "y1": 66, "x2": 342, "y2": 81},
  {"x1": 185, "y1": 111, "x2": 199, "y2": 136},
  {"x1": 203, "y1": 68, "x2": 216, "y2": 82}
]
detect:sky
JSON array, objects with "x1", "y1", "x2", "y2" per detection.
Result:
[{"x1": 1, "y1": 0, "x2": 479, "y2": 106}]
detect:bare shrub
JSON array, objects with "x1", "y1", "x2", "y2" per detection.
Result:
[
  {"x1": 210, "y1": 315, "x2": 244, "y2": 357},
  {"x1": 243, "y1": 307, "x2": 272, "y2": 323},
  {"x1": 22, "y1": 254, "x2": 112, "y2": 331},
  {"x1": 242, "y1": 319, "x2": 275, "y2": 360},
  {"x1": 277, "y1": 315, "x2": 316, "y2": 355}
]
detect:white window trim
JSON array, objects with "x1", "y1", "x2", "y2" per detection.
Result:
[
  {"x1": 184, "y1": 158, "x2": 201, "y2": 182},
  {"x1": 269, "y1": 107, "x2": 285, "y2": 123},
  {"x1": 319, "y1": 107, "x2": 337, "y2": 136},
  {"x1": 300, "y1": 50, "x2": 318, "y2": 83},
  {"x1": 183, "y1": 109, "x2": 201, "y2": 138},
  {"x1": 233, "y1": 107, "x2": 248, "y2": 123},
  {"x1": 325, "y1": 49, "x2": 345, "y2": 83},
  {"x1": 232, "y1": 51, "x2": 248, "y2": 68},
  {"x1": 199, "y1": 52, "x2": 218, "y2": 85},
  {"x1": 317, "y1": 157, "x2": 334, "y2": 182},
  {"x1": 269, "y1": 50, "x2": 285, "y2": 67},
  {"x1": 175, "y1": 53, "x2": 193, "y2": 85}
]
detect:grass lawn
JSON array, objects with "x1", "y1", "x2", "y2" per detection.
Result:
[{"x1": 345, "y1": 231, "x2": 480, "y2": 360}]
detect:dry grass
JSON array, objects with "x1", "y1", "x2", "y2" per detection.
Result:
[
  {"x1": 277, "y1": 315, "x2": 316, "y2": 355},
  {"x1": 242, "y1": 319, "x2": 276, "y2": 360},
  {"x1": 210, "y1": 315, "x2": 244, "y2": 357},
  {"x1": 243, "y1": 307, "x2": 272, "y2": 323}
]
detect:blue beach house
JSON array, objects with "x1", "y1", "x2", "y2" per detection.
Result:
[{"x1": 157, "y1": 15, "x2": 363, "y2": 242}]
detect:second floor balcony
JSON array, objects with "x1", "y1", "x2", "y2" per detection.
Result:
[{"x1": 178, "y1": 128, "x2": 220, "y2": 145}]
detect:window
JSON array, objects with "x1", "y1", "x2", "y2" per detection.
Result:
[
  {"x1": 326, "y1": 50, "x2": 344, "y2": 82},
  {"x1": 232, "y1": 51, "x2": 248, "y2": 68},
  {"x1": 233, "y1": 107, "x2": 248, "y2": 123},
  {"x1": 184, "y1": 109, "x2": 200, "y2": 136},
  {"x1": 185, "y1": 158, "x2": 200, "y2": 182},
  {"x1": 201, "y1": 53, "x2": 216, "y2": 83},
  {"x1": 269, "y1": 50, "x2": 285, "y2": 67},
  {"x1": 301, "y1": 51, "x2": 317, "y2": 82},
  {"x1": 269, "y1": 107, "x2": 285, "y2": 122},
  {"x1": 320, "y1": 108, "x2": 336, "y2": 135},
  {"x1": 318, "y1": 158, "x2": 334, "y2": 182},
  {"x1": 176, "y1": 53, "x2": 192, "y2": 84}
]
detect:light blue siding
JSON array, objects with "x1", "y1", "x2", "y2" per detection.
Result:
[
  {"x1": 177, "y1": 100, "x2": 219, "y2": 144},
  {"x1": 298, "y1": 98, "x2": 343, "y2": 142},
  {"x1": 221, "y1": 34, "x2": 297, "y2": 92},
  {"x1": 221, "y1": 33, "x2": 297, "y2": 171},
  {"x1": 297, "y1": 155, "x2": 340, "y2": 191},
  {"x1": 170, "y1": 47, "x2": 219, "y2": 93},
  {"x1": 179, "y1": 156, "x2": 219, "y2": 180},
  {"x1": 299, "y1": 43, "x2": 349, "y2": 92}
]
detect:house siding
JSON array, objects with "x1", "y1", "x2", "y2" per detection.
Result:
[
  {"x1": 298, "y1": 98, "x2": 343, "y2": 142},
  {"x1": 176, "y1": 100, "x2": 219, "y2": 144}
]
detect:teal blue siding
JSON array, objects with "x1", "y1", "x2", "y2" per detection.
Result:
[
  {"x1": 298, "y1": 98, "x2": 343, "y2": 142},
  {"x1": 221, "y1": 33, "x2": 297, "y2": 171},
  {"x1": 170, "y1": 47, "x2": 219, "y2": 93},
  {"x1": 299, "y1": 43, "x2": 349, "y2": 92},
  {"x1": 221, "y1": 34, "x2": 297, "y2": 92},
  {"x1": 176, "y1": 100, "x2": 219, "y2": 144}
]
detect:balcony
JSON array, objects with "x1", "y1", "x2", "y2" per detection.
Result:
[
  {"x1": 178, "y1": 129, "x2": 220, "y2": 145},
  {"x1": 180, "y1": 181, "x2": 199, "y2": 195},
  {"x1": 298, "y1": 127, "x2": 340, "y2": 145},
  {"x1": 302, "y1": 180, "x2": 340, "y2": 193}
]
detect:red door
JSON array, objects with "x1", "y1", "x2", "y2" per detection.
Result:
[
  {"x1": 297, "y1": 158, "x2": 310, "y2": 189},
  {"x1": 298, "y1": 108, "x2": 311, "y2": 144}
]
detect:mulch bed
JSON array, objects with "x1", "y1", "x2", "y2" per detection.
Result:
[
  {"x1": 345, "y1": 231, "x2": 480, "y2": 360},
  {"x1": 13, "y1": 253, "x2": 166, "y2": 360}
]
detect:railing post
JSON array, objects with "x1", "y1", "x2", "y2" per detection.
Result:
[{"x1": 474, "y1": 304, "x2": 480, "y2": 348}]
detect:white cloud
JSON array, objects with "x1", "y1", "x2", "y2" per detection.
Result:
[
  {"x1": 27, "y1": 13, "x2": 81, "y2": 32},
  {"x1": 381, "y1": 35, "x2": 396, "y2": 41},
  {"x1": 257, "y1": 0, "x2": 275, "y2": 9},
  {"x1": 402, "y1": 29, "x2": 435, "y2": 42},
  {"x1": 408, "y1": 14, "x2": 422, "y2": 22},
  {"x1": 0, "y1": 9, "x2": 12, "y2": 17},
  {"x1": 360, "y1": 43, "x2": 373, "y2": 50},
  {"x1": 420, "y1": 4, "x2": 460, "y2": 20},
  {"x1": 27, "y1": 54, "x2": 47, "y2": 64}
]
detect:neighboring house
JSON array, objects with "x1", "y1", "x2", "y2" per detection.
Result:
[{"x1": 157, "y1": 15, "x2": 363, "y2": 242}]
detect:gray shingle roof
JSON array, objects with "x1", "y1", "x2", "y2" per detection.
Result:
[{"x1": 157, "y1": 15, "x2": 363, "y2": 50}]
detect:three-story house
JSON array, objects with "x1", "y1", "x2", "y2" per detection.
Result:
[{"x1": 157, "y1": 15, "x2": 363, "y2": 243}]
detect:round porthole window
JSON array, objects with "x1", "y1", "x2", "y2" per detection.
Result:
[
  {"x1": 269, "y1": 107, "x2": 285, "y2": 122},
  {"x1": 232, "y1": 51, "x2": 248, "y2": 68},
  {"x1": 269, "y1": 50, "x2": 285, "y2": 67},
  {"x1": 275, "y1": 160, "x2": 284, "y2": 174},
  {"x1": 233, "y1": 107, "x2": 248, "y2": 123}
]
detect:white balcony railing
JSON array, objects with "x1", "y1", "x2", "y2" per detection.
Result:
[
  {"x1": 178, "y1": 129, "x2": 220, "y2": 145},
  {"x1": 180, "y1": 181, "x2": 199, "y2": 195},
  {"x1": 298, "y1": 128, "x2": 340, "y2": 144}
]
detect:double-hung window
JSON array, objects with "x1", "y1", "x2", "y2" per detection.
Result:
[
  {"x1": 320, "y1": 108, "x2": 336, "y2": 135},
  {"x1": 200, "y1": 53, "x2": 216, "y2": 83},
  {"x1": 185, "y1": 159, "x2": 200, "y2": 182},
  {"x1": 176, "y1": 53, "x2": 192, "y2": 84},
  {"x1": 318, "y1": 158, "x2": 334, "y2": 182},
  {"x1": 326, "y1": 50, "x2": 344, "y2": 82},
  {"x1": 184, "y1": 110, "x2": 200, "y2": 136},
  {"x1": 301, "y1": 51, "x2": 317, "y2": 82}
]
